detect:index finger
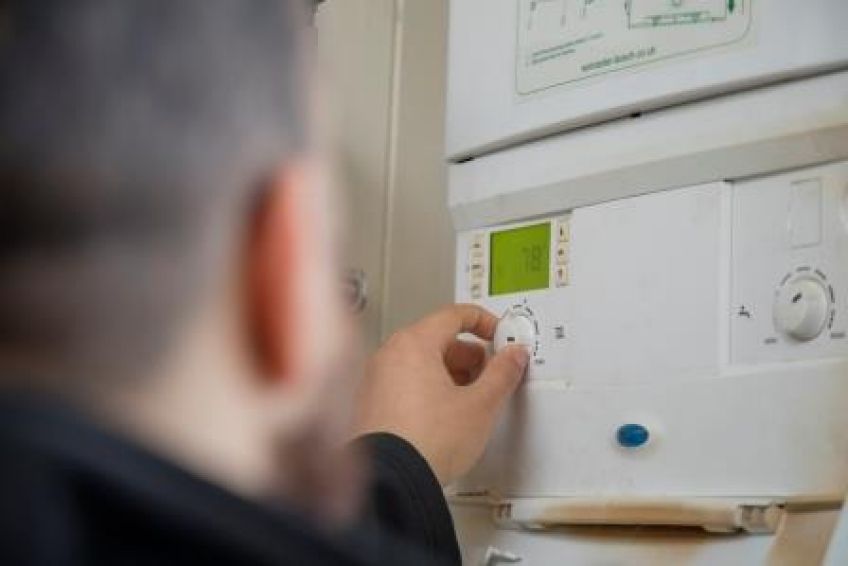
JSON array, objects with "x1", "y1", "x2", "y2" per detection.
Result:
[{"x1": 412, "y1": 303, "x2": 499, "y2": 351}]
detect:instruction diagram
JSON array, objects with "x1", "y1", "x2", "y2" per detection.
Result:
[{"x1": 517, "y1": 0, "x2": 752, "y2": 94}]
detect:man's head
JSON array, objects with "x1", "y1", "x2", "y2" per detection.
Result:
[{"x1": 0, "y1": 0, "x2": 358, "y2": 520}]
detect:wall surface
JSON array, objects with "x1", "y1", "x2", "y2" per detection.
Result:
[
  {"x1": 317, "y1": 0, "x2": 455, "y2": 350},
  {"x1": 315, "y1": 0, "x2": 396, "y2": 351},
  {"x1": 380, "y1": 0, "x2": 455, "y2": 338}
]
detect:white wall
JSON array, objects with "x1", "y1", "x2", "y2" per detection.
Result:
[
  {"x1": 315, "y1": 0, "x2": 396, "y2": 351},
  {"x1": 317, "y1": 0, "x2": 454, "y2": 350},
  {"x1": 380, "y1": 0, "x2": 454, "y2": 338}
]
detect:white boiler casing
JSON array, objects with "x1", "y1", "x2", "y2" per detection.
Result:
[
  {"x1": 446, "y1": 2, "x2": 848, "y2": 563},
  {"x1": 446, "y1": 0, "x2": 848, "y2": 160}
]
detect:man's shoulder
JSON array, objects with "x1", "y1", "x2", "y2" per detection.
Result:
[{"x1": 0, "y1": 395, "x2": 442, "y2": 566}]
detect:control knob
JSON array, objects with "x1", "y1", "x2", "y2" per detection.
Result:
[
  {"x1": 494, "y1": 307, "x2": 536, "y2": 354},
  {"x1": 773, "y1": 278, "x2": 830, "y2": 341}
]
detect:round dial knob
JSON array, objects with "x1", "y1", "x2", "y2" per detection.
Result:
[
  {"x1": 773, "y1": 278, "x2": 830, "y2": 341},
  {"x1": 494, "y1": 307, "x2": 536, "y2": 353}
]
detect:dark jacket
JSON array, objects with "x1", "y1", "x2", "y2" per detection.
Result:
[{"x1": 0, "y1": 395, "x2": 461, "y2": 565}]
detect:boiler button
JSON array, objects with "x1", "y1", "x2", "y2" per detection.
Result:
[
  {"x1": 556, "y1": 220, "x2": 570, "y2": 242},
  {"x1": 470, "y1": 282, "x2": 483, "y2": 299},
  {"x1": 471, "y1": 233, "x2": 485, "y2": 252},
  {"x1": 470, "y1": 263, "x2": 484, "y2": 280},
  {"x1": 616, "y1": 423, "x2": 650, "y2": 449},
  {"x1": 555, "y1": 242, "x2": 569, "y2": 265},
  {"x1": 555, "y1": 265, "x2": 570, "y2": 287}
]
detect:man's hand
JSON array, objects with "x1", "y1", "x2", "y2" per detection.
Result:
[{"x1": 355, "y1": 304, "x2": 529, "y2": 486}]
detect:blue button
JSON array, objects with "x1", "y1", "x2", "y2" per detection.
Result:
[{"x1": 616, "y1": 423, "x2": 650, "y2": 448}]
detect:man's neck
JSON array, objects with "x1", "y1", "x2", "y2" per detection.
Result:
[{"x1": 80, "y1": 303, "x2": 280, "y2": 500}]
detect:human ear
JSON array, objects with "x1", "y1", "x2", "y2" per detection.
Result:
[{"x1": 245, "y1": 166, "x2": 307, "y2": 383}]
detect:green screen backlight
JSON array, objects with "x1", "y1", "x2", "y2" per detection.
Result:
[{"x1": 489, "y1": 222, "x2": 550, "y2": 296}]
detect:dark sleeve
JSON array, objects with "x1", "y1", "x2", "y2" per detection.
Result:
[{"x1": 354, "y1": 433, "x2": 461, "y2": 565}]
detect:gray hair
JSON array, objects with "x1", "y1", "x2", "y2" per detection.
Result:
[{"x1": 0, "y1": 0, "x2": 309, "y2": 380}]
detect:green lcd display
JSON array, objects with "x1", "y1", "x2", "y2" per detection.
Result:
[{"x1": 489, "y1": 222, "x2": 551, "y2": 296}]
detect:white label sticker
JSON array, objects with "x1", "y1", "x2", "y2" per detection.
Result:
[{"x1": 517, "y1": 0, "x2": 753, "y2": 95}]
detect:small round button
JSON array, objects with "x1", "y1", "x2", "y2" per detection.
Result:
[
  {"x1": 494, "y1": 307, "x2": 536, "y2": 353},
  {"x1": 616, "y1": 423, "x2": 650, "y2": 448},
  {"x1": 773, "y1": 278, "x2": 830, "y2": 342}
]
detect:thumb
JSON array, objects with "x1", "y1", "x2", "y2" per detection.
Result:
[{"x1": 471, "y1": 345, "x2": 529, "y2": 409}]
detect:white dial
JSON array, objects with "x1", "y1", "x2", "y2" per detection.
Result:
[
  {"x1": 494, "y1": 307, "x2": 536, "y2": 353},
  {"x1": 773, "y1": 278, "x2": 830, "y2": 341}
]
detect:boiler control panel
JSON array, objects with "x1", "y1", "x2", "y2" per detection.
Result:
[
  {"x1": 455, "y1": 161, "x2": 848, "y2": 386},
  {"x1": 731, "y1": 165, "x2": 848, "y2": 364}
]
